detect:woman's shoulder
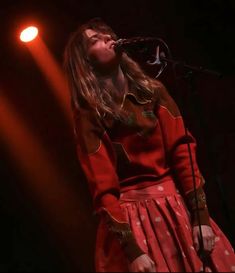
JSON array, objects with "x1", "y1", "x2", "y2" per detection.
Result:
[
  {"x1": 72, "y1": 103, "x2": 106, "y2": 135},
  {"x1": 152, "y1": 79, "x2": 169, "y2": 104}
]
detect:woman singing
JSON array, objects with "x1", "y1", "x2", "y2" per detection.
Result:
[{"x1": 64, "y1": 18, "x2": 235, "y2": 272}]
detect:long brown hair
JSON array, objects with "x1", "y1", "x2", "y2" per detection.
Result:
[{"x1": 63, "y1": 18, "x2": 160, "y2": 119}]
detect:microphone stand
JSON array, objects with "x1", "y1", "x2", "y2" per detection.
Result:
[
  {"x1": 158, "y1": 54, "x2": 234, "y2": 235},
  {"x1": 159, "y1": 55, "x2": 222, "y2": 78},
  {"x1": 178, "y1": 64, "x2": 235, "y2": 246},
  {"x1": 119, "y1": 36, "x2": 234, "y2": 269},
  {"x1": 148, "y1": 45, "x2": 233, "y2": 271}
]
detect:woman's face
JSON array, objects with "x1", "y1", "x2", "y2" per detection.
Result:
[{"x1": 84, "y1": 28, "x2": 121, "y2": 73}]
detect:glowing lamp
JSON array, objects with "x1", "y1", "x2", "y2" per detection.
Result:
[{"x1": 20, "y1": 26, "x2": 38, "y2": 42}]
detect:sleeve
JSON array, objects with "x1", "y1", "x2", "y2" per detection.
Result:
[
  {"x1": 156, "y1": 82, "x2": 210, "y2": 226},
  {"x1": 72, "y1": 106, "x2": 144, "y2": 261}
]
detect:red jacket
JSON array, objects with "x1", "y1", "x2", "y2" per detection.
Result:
[{"x1": 73, "y1": 81, "x2": 206, "y2": 224}]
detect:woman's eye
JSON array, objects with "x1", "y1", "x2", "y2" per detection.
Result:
[{"x1": 91, "y1": 38, "x2": 98, "y2": 45}]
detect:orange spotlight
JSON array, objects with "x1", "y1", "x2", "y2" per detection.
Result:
[
  {"x1": 20, "y1": 26, "x2": 38, "y2": 42},
  {"x1": 0, "y1": 90, "x2": 90, "y2": 270},
  {"x1": 23, "y1": 35, "x2": 73, "y2": 125}
]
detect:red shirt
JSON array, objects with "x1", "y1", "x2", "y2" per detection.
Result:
[{"x1": 73, "y1": 81, "x2": 202, "y2": 223}]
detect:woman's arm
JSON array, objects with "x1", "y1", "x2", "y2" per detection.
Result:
[
  {"x1": 73, "y1": 106, "x2": 144, "y2": 262},
  {"x1": 156, "y1": 81, "x2": 210, "y2": 226}
]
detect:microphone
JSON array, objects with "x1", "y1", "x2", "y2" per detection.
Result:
[
  {"x1": 113, "y1": 36, "x2": 171, "y2": 79},
  {"x1": 114, "y1": 36, "x2": 161, "y2": 51}
]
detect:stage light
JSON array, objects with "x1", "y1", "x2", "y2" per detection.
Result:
[{"x1": 20, "y1": 26, "x2": 38, "y2": 42}]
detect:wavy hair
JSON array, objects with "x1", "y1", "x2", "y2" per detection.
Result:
[{"x1": 63, "y1": 18, "x2": 160, "y2": 119}]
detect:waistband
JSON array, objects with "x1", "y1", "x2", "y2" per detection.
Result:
[
  {"x1": 120, "y1": 178, "x2": 180, "y2": 202},
  {"x1": 120, "y1": 173, "x2": 174, "y2": 193}
]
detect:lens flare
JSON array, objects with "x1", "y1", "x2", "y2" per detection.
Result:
[{"x1": 20, "y1": 26, "x2": 38, "y2": 42}]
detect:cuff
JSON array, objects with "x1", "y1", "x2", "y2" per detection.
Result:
[
  {"x1": 185, "y1": 184, "x2": 211, "y2": 227},
  {"x1": 102, "y1": 209, "x2": 145, "y2": 262}
]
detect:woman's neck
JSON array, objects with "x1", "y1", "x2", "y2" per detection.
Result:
[{"x1": 99, "y1": 66, "x2": 127, "y2": 96}]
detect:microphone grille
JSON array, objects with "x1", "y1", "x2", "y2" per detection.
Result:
[{"x1": 115, "y1": 37, "x2": 159, "y2": 48}]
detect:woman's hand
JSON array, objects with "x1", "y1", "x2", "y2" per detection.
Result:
[
  {"x1": 193, "y1": 225, "x2": 215, "y2": 253},
  {"x1": 128, "y1": 254, "x2": 156, "y2": 272}
]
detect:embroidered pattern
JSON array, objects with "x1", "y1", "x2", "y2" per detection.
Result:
[
  {"x1": 142, "y1": 110, "x2": 156, "y2": 119},
  {"x1": 125, "y1": 112, "x2": 136, "y2": 126},
  {"x1": 189, "y1": 190, "x2": 207, "y2": 210}
]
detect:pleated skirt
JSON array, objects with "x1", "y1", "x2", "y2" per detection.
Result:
[{"x1": 95, "y1": 179, "x2": 235, "y2": 272}]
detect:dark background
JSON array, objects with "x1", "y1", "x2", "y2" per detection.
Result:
[{"x1": 0, "y1": 0, "x2": 235, "y2": 272}]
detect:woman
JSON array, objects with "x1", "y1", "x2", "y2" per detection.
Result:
[{"x1": 64, "y1": 18, "x2": 235, "y2": 272}]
